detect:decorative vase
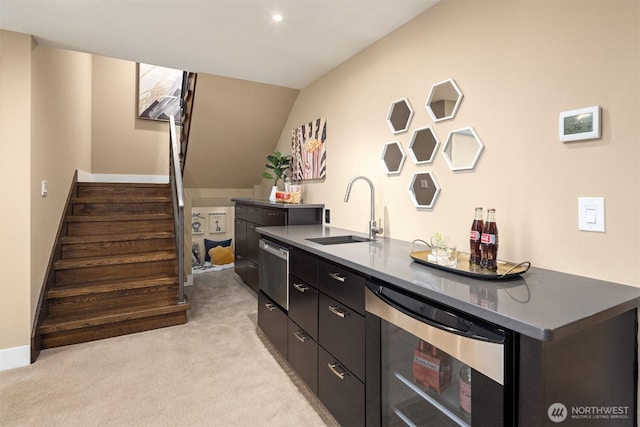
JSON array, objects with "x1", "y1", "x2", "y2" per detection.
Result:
[{"x1": 269, "y1": 185, "x2": 277, "y2": 202}]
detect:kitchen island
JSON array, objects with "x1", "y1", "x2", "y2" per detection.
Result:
[{"x1": 257, "y1": 224, "x2": 640, "y2": 426}]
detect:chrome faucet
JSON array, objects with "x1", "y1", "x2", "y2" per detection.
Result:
[{"x1": 344, "y1": 176, "x2": 383, "y2": 240}]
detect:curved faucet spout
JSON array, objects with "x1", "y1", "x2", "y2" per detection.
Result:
[{"x1": 344, "y1": 176, "x2": 383, "y2": 240}]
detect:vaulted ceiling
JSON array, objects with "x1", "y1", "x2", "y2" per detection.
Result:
[
  {"x1": 1, "y1": 0, "x2": 439, "y2": 189},
  {"x1": 0, "y1": 0, "x2": 438, "y2": 89}
]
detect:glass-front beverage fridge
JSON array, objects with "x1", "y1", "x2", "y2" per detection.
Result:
[{"x1": 365, "y1": 280, "x2": 516, "y2": 426}]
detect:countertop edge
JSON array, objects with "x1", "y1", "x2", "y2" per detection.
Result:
[
  {"x1": 257, "y1": 225, "x2": 640, "y2": 342},
  {"x1": 231, "y1": 198, "x2": 324, "y2": 209}
]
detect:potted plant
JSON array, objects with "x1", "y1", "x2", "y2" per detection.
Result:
[{"x1": 262, "y1": 151, "x2": 290, "y2": 201}]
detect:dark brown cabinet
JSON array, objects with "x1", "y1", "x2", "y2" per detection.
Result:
[
  {"x1": 318, "y1": 292, "x2": 365, "y2": 382},
  {"x1": 258, "y1": 291, "x2": 287, "y2": 356},
  {"x1": 318, "y1": 346, "x2": 365, "y2": 427},
  {"x1": 289, "y1": 274, "x2": 318, "y2": 341},
  {"x1": 288, "y1": 318, "x2": 318, "y2": 394},
  {"x1": 232, "y1": 200, "x2": 322, "y2": 291},
  {"x1": 287, "y1": 249, "x2": 367, "y2": 425}
]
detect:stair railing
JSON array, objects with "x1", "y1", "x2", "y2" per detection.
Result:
[
  {"x1": 180, "y1": 71, "x2": 197, "y2": 173},
  {"x1": 169, "y1": 115, "x2": 186, "y2": 305}
]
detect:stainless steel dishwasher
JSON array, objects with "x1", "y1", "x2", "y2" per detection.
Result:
[
  {"x1": 258, "y1": 238, "x2": 289, "y2": 310},
  {"x1": 365, "y1": 279, "x2": 516, "y2": 426}
]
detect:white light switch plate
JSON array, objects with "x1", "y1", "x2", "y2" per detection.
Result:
[{"x1": 578, "y1": 197, "x2": 605, "y2": 232}]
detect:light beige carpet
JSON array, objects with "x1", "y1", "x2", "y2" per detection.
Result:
[{"x1": 0, "y1": 269, "x2": 338, "y2": 426}]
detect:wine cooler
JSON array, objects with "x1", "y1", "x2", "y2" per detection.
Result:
[{"x1": 365, "y1": 280, "x2": 516, "y2": 426}]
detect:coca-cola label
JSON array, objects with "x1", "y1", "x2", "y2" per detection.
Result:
[
  {"x1": 469, "y1": 230, "x2": 481, "y2": 241},
  {"x1": 481, "y1": 233, "x2": 496, "y2": 244}
]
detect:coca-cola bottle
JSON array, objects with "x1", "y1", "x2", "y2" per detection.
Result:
[
  {"x1": 469, "y1": 207, "x2": 483, "y2": 265},
  {"x1": 480, "y1": 208, "x2": 498, "y2": 271},
  {"x1": 459, "y1": 364, "x2": 472, "y2": 422}
]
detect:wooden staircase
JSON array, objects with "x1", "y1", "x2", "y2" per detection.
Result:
[{"x1": 34, "y1": 181, "x2": 189, "y2": 354}]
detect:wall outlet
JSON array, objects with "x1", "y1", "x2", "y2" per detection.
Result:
[{"x1": 325, "y1": 209, "x2": 330, "y2": 224}]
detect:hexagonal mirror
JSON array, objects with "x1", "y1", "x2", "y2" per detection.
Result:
[
  {"x1": 386, "y1": 97, "x2": 414, "y2": 134},
  {"x1": 425, "y1": 78, "x2": 463, "y2": 122},
  {"x1": 442, "y1": 127, "x2": 485, "y2": 171},
  {"x1": 380, "y1": 141, "x2": 406, "y2": 175},
  {"x1": 408, "y1": 171, "x2": 441, "y2": 209},
  {"x1": 408, "y1": 126, "x2": 439, "y2": 165}
]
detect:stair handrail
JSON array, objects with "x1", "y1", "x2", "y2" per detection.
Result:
[{"x1": 169, "y1": 115, "x2": 186, "y2": 305}]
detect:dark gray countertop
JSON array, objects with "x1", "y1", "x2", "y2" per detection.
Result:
[
  {"x1": 231, "y1": 198, "x2": 324, "y2": 209},
  {"x1": 257, "y1": 224, "x2": 640, "y2": 342}
]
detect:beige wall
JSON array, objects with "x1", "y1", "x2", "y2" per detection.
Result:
[
  {"x1": 91, "y1": 56, "x2": 168, "y2": 176},
  {"x1": 274, "y1": 0, "x2": 640, "y2": 285},
  {"x1": 30, "y1": 46, "x2": 92, "y2": 320},
  {"x1": 0, "y1": 31, "x2": 32, "y2": 356}
]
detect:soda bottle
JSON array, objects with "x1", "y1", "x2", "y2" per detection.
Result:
[
  {"x1": 469, "y1": 207, "x2": 483, "y2": 265},
  {"x1": 480, "y1": 208, "x2": 498, "y2": 271},
  {"x1": 459, "y1": 364, "x2": 472, "y2": 422}
]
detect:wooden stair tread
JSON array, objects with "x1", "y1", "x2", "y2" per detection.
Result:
[
  {"x1": 48, "y1": 275, "x2": 178, "y2": 299},
  {"x1": 62, "y1": 231, "x2": 174, "y2": 245},
  {"x1": 40, "y1": 303, "x2": 190, "y2": 334},
  {"x1": 67, "y1": 213, "x2": 172, "y2": 223},
  {"x1": 55, "y1": 252, "x2": 176, "y2": 270},
  {"x1": 72, "y1": 196, "x2": 171, "y2": 203}
]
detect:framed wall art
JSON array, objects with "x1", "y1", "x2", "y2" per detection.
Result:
[
  {"x1": 208, "y1": 212, "x2": 227, "y2": 234},
  {"x1": 137, "y1": 63, "x2": 183, "y2": 123},
  {"x1": 291, "y1": 117, "x2": 327, "y2": 180},
  {"x1": 191, "y1": 212, "x2": 205, "y2": 235}
]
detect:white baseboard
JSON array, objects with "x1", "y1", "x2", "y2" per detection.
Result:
[
  {"x1": 185, "y1": 274, "x2": 193, "y2": 287},
  {"x1": 0, "y1": 345, "x2": 30, "y2": 372},
  {"x1": 77, "y1": 171, "x2": 169, "y2": 184}
]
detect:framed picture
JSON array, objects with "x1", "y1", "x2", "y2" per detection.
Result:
[
  {"x1": 137, "y1": 63, "x2": 183, "y2": 123},
  {"x1": 191, "y1": 212, "x2": 205, "y2": 235},
  {"x1": 291, "y1": 117, "x2": 327, "y2": 180},
  {"x1": 208, "y1": 212, "x2": 227, "y2": 234}
]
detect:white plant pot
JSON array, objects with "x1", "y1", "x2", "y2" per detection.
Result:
[{"x1": 269, "y1": 185, "x2": 277, "y2": 202}]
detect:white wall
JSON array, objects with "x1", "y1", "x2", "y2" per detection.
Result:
[{"x1": 273, "y1": 0, "x2": 640, "y2": 285}]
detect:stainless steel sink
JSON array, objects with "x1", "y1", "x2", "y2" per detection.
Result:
[{"x1": 307, "y1": 235, "x2": 371, "y2": 245}]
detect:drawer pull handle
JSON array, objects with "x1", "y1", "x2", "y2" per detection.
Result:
[
  {"x1": 264, "y1": 303, "x2": 276, "y2": 312},
  {"x1": 328, "y1": 362, "x2": 347, "y2": 380},
  {"x1": 328, "y1": 272, "x2": 347, "y2": 283},
  {"x1": 294, "y1": 330, "x2": 308, "y2": 342},
  {"x1": 293, "y1": 283, "x2": 308, "y2": 293},
  {"x1": 328, "y1": 305, "x2": 346, "y2": 318}
]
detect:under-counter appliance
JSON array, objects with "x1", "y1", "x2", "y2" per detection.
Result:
[
  {"x1": 258, "y1": 238, "x2": 289, "y2": 310},
  {"x1": 365, "y1": 279, "x2": 516, "y2": 426}
]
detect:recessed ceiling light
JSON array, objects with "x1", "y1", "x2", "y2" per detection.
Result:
[{"x1": 272, "y1": 13, "x2": 283, "y2": 23}]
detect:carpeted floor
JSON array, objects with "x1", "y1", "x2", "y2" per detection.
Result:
[{"x1": 0, "y1": 269, "x2": 338, "y2": 426}]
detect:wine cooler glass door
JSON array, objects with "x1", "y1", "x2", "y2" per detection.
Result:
[{"x1": 365, "y1": 284, "x2": 514, "y2": 426}]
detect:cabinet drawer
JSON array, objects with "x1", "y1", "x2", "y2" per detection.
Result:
[
  {"x1": 234, "y1": 218, "x2": 246, "y2": 256},
  {"x1": 288, "y1": 319, "x2": 318, "y2": 395},
  {"x1": 319, "y1": 260, "x2": 365, "y2": 315},
  {"x1": 247, "y1": 206, "x2": 263, "y2": 224},
  {"x1": 290, "y1": 249, "x2": 318, "y2": 287},
  {"x1": 258, "y1": 291, "x2": 287, "y2": 357},
  {"x1": 289, "y1": 274, "x2": 318, "y2": 340},
  {"x1": 262, "y1": 208, "x2": 286, "y2": 226},
  {"x1": 234, "y1": 255, "x2": 247, "y2": 282},
  {"x1": 318, "y1": 346, "x2": 364, "y2": 427},
  {"x1": 246, "y1": 223, "x2": 260, "y2": 264},
  {"x1": 235, "y1": 204, "x2": 247, "y2": 220},
  {"x1": 247, "y1": 261, "x2": 259, "y2": 291},
  {"x1": 318, "y1": 292, "x2": 365, "y2": 381}
]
